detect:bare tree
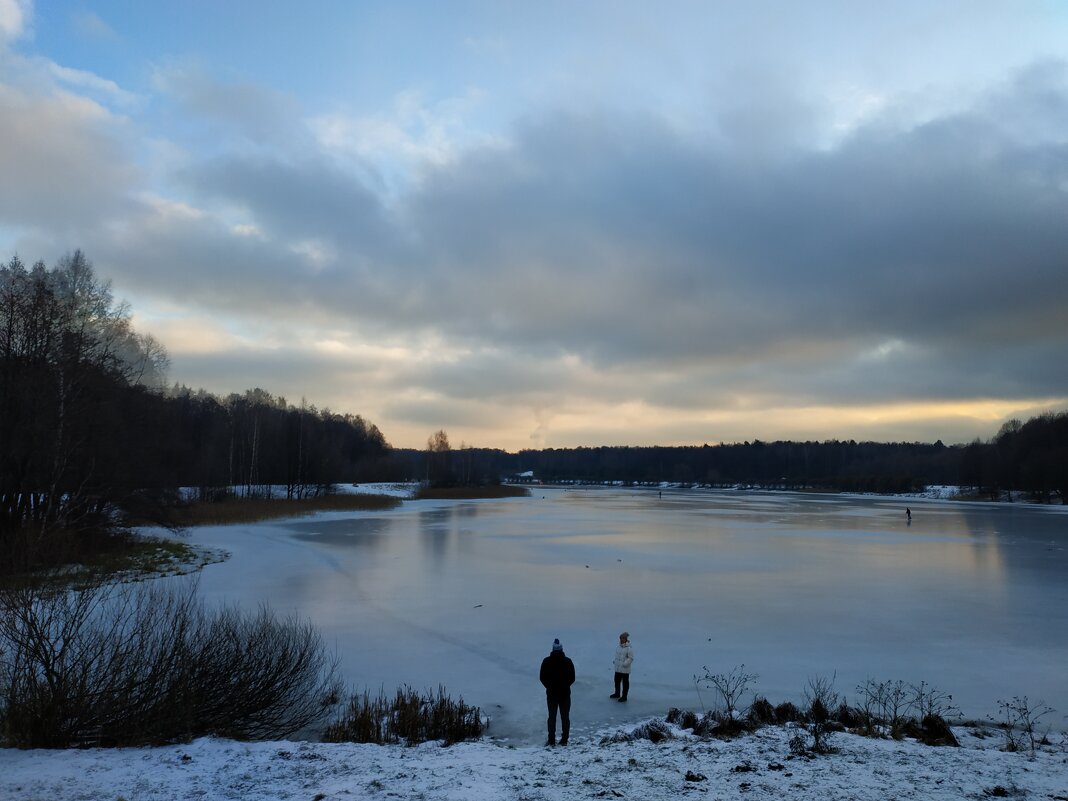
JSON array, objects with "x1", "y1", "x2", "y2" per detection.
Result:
[
  {"x1": 426, "y1": 429, "x2": 452, "y2": 486},
  {"x1": 695, "y1": 664, "x2": 758, "y2": 720},
  {"x1": 0, "y1": 252, "x2": 171, "y2": 567},
  {"x1": 996, "y1": 696, "x2": 1054, "y2": 754}
]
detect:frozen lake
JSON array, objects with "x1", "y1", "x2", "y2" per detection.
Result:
[{"x1": 180, "y1": 487, "x2": 1068, "y2": 743}]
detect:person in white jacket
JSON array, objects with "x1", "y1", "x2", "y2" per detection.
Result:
[{"x1": 610, "y1": 631, "x2": 633, "y2": 702}]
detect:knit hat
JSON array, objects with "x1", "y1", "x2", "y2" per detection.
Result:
[{"x1": 552, "y1": 638, "x2": 563, "y2": 652}]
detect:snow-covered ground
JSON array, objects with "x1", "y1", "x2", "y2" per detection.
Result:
[{"x1": 3, "y1": 722, "x2": 1066, "y2": 800}]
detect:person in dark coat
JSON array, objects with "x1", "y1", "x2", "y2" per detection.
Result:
[{"x1": 539, "y1": 638, "x2": 576, "y2": 746}]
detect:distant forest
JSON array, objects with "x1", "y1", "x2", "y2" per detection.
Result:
[
  {"x1": 0, "y1": 253, "x2": 387, "y2": 568},
  {"x1": 387, "y1": 410, "x2": 1068, "y2": 503},
  {"x1": 2, "y1": 252, "x2": 1065, "y2": 570}
]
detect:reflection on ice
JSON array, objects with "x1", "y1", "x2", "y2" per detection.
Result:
[
  {"x1": 287, "y1": 517, "x2": 393, "y2": 548},
  {"x1": 183, "y1": 488, "x2": 1068, "y2": 743}
]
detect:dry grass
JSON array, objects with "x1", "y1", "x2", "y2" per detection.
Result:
[
  {"x1": 323, "y1": 685, "x2": 484, "y2": 746},
  {"x1": 174, "y1": 494, "x2": 403, "y2": 526},
  {"x1": 0, "y1": 531, "x2": 206, "y2": 590},
  {"x1": 415, "y1": 485, "x2": 531, "y2": 500}
]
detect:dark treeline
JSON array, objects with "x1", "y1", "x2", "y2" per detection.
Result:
[
  {"x1": 959, "y1": 413, "x2": 1068, "y2": 503},
  {"x1": 387, "y1": 412, "x2": 1068, "y2": 503},
  {"x1": 153, "y1": 385, "x2": 389, "y2": 498},
  {"x1": 1, "y1": 253, "x2": 387, "y2": 572},
  {"x1": 388, "y1": 440, "x2": 956, "y2": 493}
]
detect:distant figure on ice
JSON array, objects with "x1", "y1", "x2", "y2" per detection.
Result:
[
  {"x1": 906, "y1": 507, "x2": 912, "y2": 522},
  {"x1": 610, "y1": 631, "x2": 633, "y2": 702},
  {"x1": 540, "y1": 638, "x2": 575, "y2": 746}
]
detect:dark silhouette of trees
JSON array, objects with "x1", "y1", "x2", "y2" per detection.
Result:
[
  {"x1": 425, "y1": 429, "x2": 453, "y2": 487},
  {"x1": 153, "y1": 386, "x2": 389, "y2": 502},
  {"x1": 389, "y1": 418, "x2": 1065, "y2": 503},
  {"x1": 0, "y1": 252, "x2": 169, "y2": 568},
  {"x1": 990, "y1": 412, "x2": 1068, "y2": 503},
  {"x1": 0, "y1": 253, "x2": 388, "y2": 574}
]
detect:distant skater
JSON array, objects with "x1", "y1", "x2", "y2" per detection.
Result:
[
  {"x1": 610, "y1": 631, "x2": 634, "y2": 702},
  {"x1": 540, "y1": 638, "x2": 575, "y2": 746}
]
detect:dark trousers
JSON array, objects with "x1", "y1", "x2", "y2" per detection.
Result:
[
  {"x1": 614, "y1": 671, "x2": 630, "y2": 699},
  {"x1": 546, "y1": 692, "x2": 571, "y2": 742}
]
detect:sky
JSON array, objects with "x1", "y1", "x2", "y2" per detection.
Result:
[{"x1": 2, "y1": 0, "x2": 1067, "y2": 450}]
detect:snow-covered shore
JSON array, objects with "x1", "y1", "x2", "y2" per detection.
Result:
[{"x1": 3, "y1": 722, "x2": 1066, "y2": 801}]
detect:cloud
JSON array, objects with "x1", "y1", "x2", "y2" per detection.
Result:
[
  {"x1": 0, "y1": 82, "x2": 139, "y2": 230},
  {"x1": 152, "y1": 64, "x2": 305, "y2": 148},
  {"x1": 395, "y1": 69, "x2": 1068, "y2": 372},
  {"x1": 0, "y1": 0, "x2": 29, "y2": 44},
  {"x1": 4, "y1": 43, "x2": 1068, "y2": 447},
  {"x1": 179, "y1": 154, "x2": 391, "y2": 252},
  {"x1": 101, "y1": 66, "x2": 1068, "y2": 427},
  {"x1": 309, "y1": 88, "x2": 493, "y2": 197},
  {"x1": 49, "y1": 63, "x2": 137, "y2": 107}
]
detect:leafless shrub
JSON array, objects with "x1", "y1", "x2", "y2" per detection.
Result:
[
  {"x1": 855, "y1": 678, "x2": 885, "y2": 735},
  {"x1": 854, "y1": 678, "x2": 961, "y2": 745},
  {"x1": 857, "y1": 678, "x2": 911, "y2": 738},
  {"x1": 0, "y1": 579, "x2": 338, "y2": 747},
  {"x1": 910, "y1": 681, "x2": 960, "y2": 722},
  {"x1": 695, "y1": 664, "x2": 758, "y2": 720},
  {"x1": 995, "y1": 696, "x2": 1054, "y2": 755},
  {"x1": 803, "y1": 674, "x2": 840, "y2": 754}
]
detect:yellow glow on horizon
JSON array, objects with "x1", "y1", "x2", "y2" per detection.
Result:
[{"x1": 380, "y1": 396, "x2": 1068, "y2": 451}]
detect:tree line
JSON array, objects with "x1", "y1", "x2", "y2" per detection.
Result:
[
  {"x1": 0, "y1": 253, "x2": 387, "y2": 573},
  {"x1": 959, "y1": 413, "x2": 1068, "y2": 502},
  {"x1": 388, "y1": 415, "x2": 1067, "y2": 503}
]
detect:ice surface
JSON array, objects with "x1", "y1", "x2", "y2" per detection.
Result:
[{"x1": 171, "y1": 487, "x2": 1068, "y2": 744}]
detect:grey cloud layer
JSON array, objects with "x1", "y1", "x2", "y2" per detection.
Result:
[
  {"x1": 0, "y1": 82, "x2": 139, "y2": 229},
  {"x1": 5, "y1": 59, "x2": 1068, "y2": 440}
]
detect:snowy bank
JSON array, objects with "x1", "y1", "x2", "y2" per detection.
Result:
[{"x1": 3, "y1": 723, "x2": 1066, "y2": 801}]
